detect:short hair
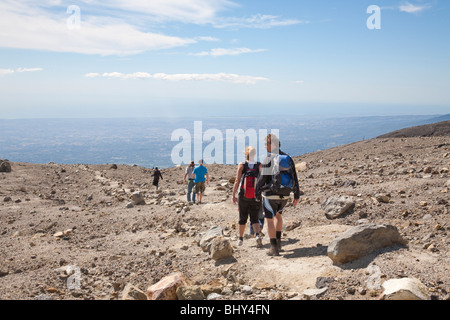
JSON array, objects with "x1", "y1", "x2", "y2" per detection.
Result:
[
  {"x1": 198, "y1": 159, "x2": 204, "y2": 164},
  {"x1": 265, "y1": 134, "x2": 281, "y2": 148}
]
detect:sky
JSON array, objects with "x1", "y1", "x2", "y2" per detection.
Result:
[{"x1": 0, "y1": 0, "x2": 449, "y2": 118}]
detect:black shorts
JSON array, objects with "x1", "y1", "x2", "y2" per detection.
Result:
[
  {"x1": 263, "y1": 198, "x2": 288, "y2": 219},
  {"x1": 238, "y1": 197, "x2": 261, "y2": 226}
]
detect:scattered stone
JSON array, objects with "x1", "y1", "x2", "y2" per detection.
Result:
[
  {"x1": 241, "y1": 285, "x2": 253, "y2": 295},
  {"x1": 285, "y1": 220, "x2": 301, "y2": 231},
  {"x1": 146, "y1": 272, "x2": 188, "y2": 300},
  {"x1": 0, "y1": 160, "x2": 12, "y2": 173},
  {"x1": 131, "y1": 191, "x2": 145, "y2": 205},
  {"x1": 176, "y1": 285, "x2": 205, "y2": 300},
  {"x1": 125, "y1": 202, "x2": 134, "y2": 209},
  {"x1": 302, "y1": 287, "x2": 328, "y2": 299},
  {"x1": 53, "y1": 232, "x2": 64, "y2": 238},
  {"x1": 375, "y1": 193, "x2": 391, "y2": 203},
  {"x1": 210, "y1": 236, "x2": 233, "y2": 261},
  {"x1": 200, "y1": 226, "x2": 223, "y2": 253},
  {"x1": 295, "y1": 162, "x2": 308, "y2": 172},
  {"x1": 206, "y1": 293, "x2": 223, "y2": 300},
  {"x1": 321, "y1": 196, "x2": 355, "y2": 219},
  {"x1": 315, "y1": 277, "x2": 334, "y2": 289},
  {"x1": 381, "y1": 278, "x2": 429, "y2": 300},
  {"x1": 121, "y1": 283, "x2": 148, "y2": 300},
  {"x1": 327, "y1": 224, "x2": 408, "y2": 264}
]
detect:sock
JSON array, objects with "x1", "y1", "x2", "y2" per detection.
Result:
[
  {"x1": 270, "y1": 238, "x2": 277, "y2": 246},
  {"x1": 276, "y1": 231, "x2": 282, "y2": 240},
  {"x1": 239, "y1": 237, "x2": 243, "y2": 241}
]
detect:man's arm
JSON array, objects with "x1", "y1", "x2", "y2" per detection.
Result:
[{"x1": 290, "y1": 158, "x2": 300, "y2": 207}]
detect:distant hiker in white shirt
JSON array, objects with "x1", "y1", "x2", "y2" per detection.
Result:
[{"x1": 183, "y1": 161, "x2": 196, "y2": 204}]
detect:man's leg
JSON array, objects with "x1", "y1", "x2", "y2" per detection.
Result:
[
  {"x1": 265, "y1": 217, "x2": 279, "y2": 256},
  {"x1": 274, "y1": 212, "x2": 283, "y2": 251}
]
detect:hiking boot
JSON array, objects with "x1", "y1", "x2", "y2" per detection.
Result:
[
  {"x1": 256, "y1": 235, "x2": 263, "y2": 248},
  {"x1": 267, "y1": 244, "x2": 279, "y2": 256},
  {"x1": 277, "y1": 239, "x2": 282, "y2": 252},
  {"x1": 237, "y1": 239, "x2": 243, "y2": 246}
]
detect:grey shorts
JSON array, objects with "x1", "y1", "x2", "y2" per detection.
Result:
[{"x1": 195, "y1": 181, "x2": 206, "y2": 194}]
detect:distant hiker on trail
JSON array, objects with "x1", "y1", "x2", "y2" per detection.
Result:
[
  {"x1": 192, "y1": 159, "x2": 209, "y2": 204},
  {"x1": 151, "y1": 167, "x2": 163, "y2": 190},
  {"x1": 232, "y1": 146, "x2": 263, "y2": 248},
  {"x1": 255, "y1": 134, "x2": 300, "y2": 256},
  {"x1": 183, "y1": 161, "x2": 196, "y2": 204}
]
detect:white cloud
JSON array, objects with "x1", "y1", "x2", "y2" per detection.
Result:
[
  {"x1": 0, "y1": 1, "x2": 196, "y2": 56},
  {"x1": 152, "y1": 72, "x2": 268, "y2": 84},
  {"x1": 85, "y1": 71, "x2": 269, "y2": 85},
  {"x1": 191, "y1": 47, "x2": 266, "y2": 57},
  {"x1": 0, "y1": 1, "x2": 303, "y2": 56},
  {"x1": 16, "y1": 68, "x2": 44, "y2": 73},
  {"x1": 85, "y1": 73, "x2": 100, "y2": 78},
  {"x1": 0, "y1": 67, "x2": 43, "y2": 76},
  {"x1": 195, "y1": 36, "x2": 221, "y2": 42},
  {"x1": 0, "y1": 69, "x2": 15, "y2": 76},
  {"x1": 213, "y1": 14, "x2": 307, "y2": 29},
  {"x1": 399, "y1": 2, "x2": 429, "y2": 13},
  {"x1": 94, "y1": 0, "x2": 237, "y2": 24}
]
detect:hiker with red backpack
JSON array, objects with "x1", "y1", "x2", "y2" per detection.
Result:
[
  {"x1": 255, "y1": 134, "x2": 301, "y2": 256},
  {"x1": 232, "y1": 146, "x2": 263, "y2": 248}
]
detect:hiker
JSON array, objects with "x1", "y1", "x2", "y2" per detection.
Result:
[
  {"x1": 255, "y1": 134, "x2": 300, "y2": 256},
  {"x1": 151, "y1": 167, "x2": 163, "y2": 190},
  {"x1": 183, "y1": 161, "x2": 196, "y2": 204},
  {"x1": 232, "y1": 146, "x2": 263, "y2": 248},
  {"x1": 192, "y1": 159, "x2": 209, "y2": 204}
]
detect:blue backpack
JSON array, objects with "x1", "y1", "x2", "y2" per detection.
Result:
[{"x1": 269, "y1": 154, "x2": 295, "y2": 196}]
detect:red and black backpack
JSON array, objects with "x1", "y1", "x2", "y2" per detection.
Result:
[{"x1": 239, "y1": 162, "x2": 261, "y2": 199}]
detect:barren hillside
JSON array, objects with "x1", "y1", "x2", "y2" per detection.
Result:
[{"x1": 0, "y1": 135, "x2": 449, "y2": 300}]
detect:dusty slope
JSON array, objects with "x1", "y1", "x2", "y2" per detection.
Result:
[
  {"x1": 378, "y1": 120, "x2": 450, "y2": 138},
  {"x1": 0, "y1": 136, "x2": 449, "y2": 300}
]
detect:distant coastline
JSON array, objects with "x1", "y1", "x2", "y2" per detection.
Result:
[{"x1": 0, "y1": 114, "x2": 446, "y2": 169}]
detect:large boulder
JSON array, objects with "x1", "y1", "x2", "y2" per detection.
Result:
[
  {"x1": 0, "y1": 160, "x2": 12, "y2": 173},
  {"x1": 327, "y1": 224, "x2": 407, "y2": 264},
  {"x1": 200, "y1": 226, "x2": 223, "y2": 253},
  {"x1": 146, "y1": 272, "x2": 188, "y2": 300},
  {"x1": 381, "y1": 278, "x2": 429, "y2": 300},
  {"x1": 210, "y1": 236, "x2": 233, "y2": 261},
  {"x1": 322, "y1": 196, "x2": 355, "y2": 219}
]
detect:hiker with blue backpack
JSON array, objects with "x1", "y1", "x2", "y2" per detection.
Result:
[
  {"x1": 255, "y1": 134, "x2": 300, "y2": 256},
  {"x1": 232, "y1": 146, "x2": 263, "y2": 248}
]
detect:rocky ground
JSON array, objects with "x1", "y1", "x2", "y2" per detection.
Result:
[{"x1": 0, "y1": 136, "x2": 449, "y2": 300}]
